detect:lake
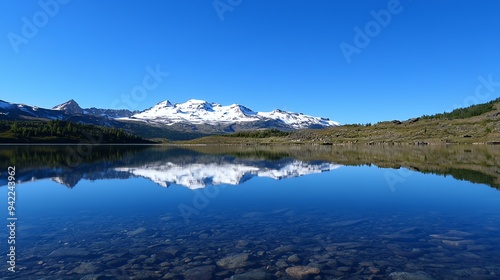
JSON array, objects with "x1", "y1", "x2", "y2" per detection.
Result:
[{"x1": 1, "y1": 144, "x2": 500, "y2": 279}]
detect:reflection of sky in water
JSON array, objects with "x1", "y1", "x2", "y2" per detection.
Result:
[
  {"x1": 2, "y1": 150, "x2": 500, "y2": 279},
  {"x1": 11, "y1": 165, "x2": 500, "y2": 219}
]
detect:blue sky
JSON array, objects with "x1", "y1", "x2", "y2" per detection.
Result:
[{"x1": 1, "y1": 0, "x2": 499, "y2": 124}]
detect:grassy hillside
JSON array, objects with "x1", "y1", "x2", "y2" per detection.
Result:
[
  {"x1": 422, "y1": 98, "x2": 498, "y2": 120},
  {"x1": 185, "y1": 97, "x2": 500, "y2": 145},
  {"x1": 0, "y1": 120, "x2": 154, "y2": 144}
]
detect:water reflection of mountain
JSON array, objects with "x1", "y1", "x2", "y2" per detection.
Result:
[
  {"x1": 1, "y1": 144, "x2": 499, "y2": 189},
  {"x1": 116, "y1": 161, "x2": 340, "y2": 189},
  {"x1": 0, "y1": 146, "x2": 339, "y2": 188}
]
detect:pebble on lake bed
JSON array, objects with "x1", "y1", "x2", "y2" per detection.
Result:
[
  {"x1": 389, "y1": 271, "x2": 435, "y2": 280},
  {"x1": 285, "y1": 266, "x2": 321, "y2": 279},
  {"x1": 216, "y1": 253, "x2": 251, "y2": 269}
]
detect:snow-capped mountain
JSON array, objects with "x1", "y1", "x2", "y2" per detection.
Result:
[
  {"x1": 1, "y1": 98, "x2": 339, "y2": 137},
  {"x1": 50, "y1": 98, "x2": 339, "y2": 130},
  {"x1": 121, "y1": 99, "x2": 339, "y2": 130}
]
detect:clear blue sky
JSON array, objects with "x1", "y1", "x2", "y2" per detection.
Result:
[{"x1": 1, "y1": 0, "x2": 499, "y2": 124}]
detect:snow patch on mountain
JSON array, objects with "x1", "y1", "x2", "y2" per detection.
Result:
[
  {"x1": 121, "y1": 99, "x2": 339, "y2": 129},
  {"x1": 258, "y1": 110, "x2": 339, "y2": 129},
  {"x1": 127, "y1": 99, "x2": 261, "y2": 125}
]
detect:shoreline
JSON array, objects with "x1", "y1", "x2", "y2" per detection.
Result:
[{"x1": 0, "y1": 141, "x2": 499, "y2": 146}]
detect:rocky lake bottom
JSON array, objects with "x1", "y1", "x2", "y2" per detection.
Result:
[{"x1": 7, "y1": 207, "x2": 500, "y2": 280}]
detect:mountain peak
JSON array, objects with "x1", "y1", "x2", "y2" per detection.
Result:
[
  {"x1": 53, "y1": 99, "x2": 83, "y2": 114},
  {"x1": 180, "y1": 99, "x2": 215, "y2": 111},
  {"x1": 156, "y1": 100, "x2": 173, "y2": 108}
]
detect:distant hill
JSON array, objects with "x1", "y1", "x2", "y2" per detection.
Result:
[{"x1": 186, "y1": 97, "x2": 500, "y2": 145}]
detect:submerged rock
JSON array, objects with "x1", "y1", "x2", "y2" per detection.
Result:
[
  {"x1": 79, "y1": 275, "x2": 110, "y2": 280},
  {"x1": 230, "y1": 269, "x2": 275, "y2": 280},
  {"x1": 330, "y1": 219, "x2": 367, "y2": 227},
  {"x1": 285, "y1": 266, "x2": 321, "y2": 279},
  {"x1": 288, "y1": 254, "x2": 301, "y2": 263},
  {"x1": 441, "y1": 239, "x2": 474, "y2": 247},
  {"x1": 389, "y1": 271, "x2": 434, "y2": 280},
  {"x1": 49, "y1": 248, "x2": 91, "y2": 258},
  {"x1": 275, "y1": 260, "x2": 288, "y2": 268},
  {"x1": 216, "y1": 253, "x2": 251, "y2": 269},
  {"x1": 69, "y1": 262, "x2": 99, "y2": 274},
  {"x1": 183, "y1": 265, "x2": 215, "y2": 280},
  {"x1": 386, "y1": 244, "x2": 422, "y2": 258},
  {"x1": 272, "y1": 245, "x2": 297, "y2": 254},
  {"x1": 127, "y1": 227, "x2": 147, "y2": 237},
  {"x1": 162, "y1": 247, "x2": 180, "y2": 257},
  {"x1": 236, "y1": 240, "x2": 251, "y2": 248},
  {"x1": 369, "y1": 266, "x2": 381, "y2": 274}
]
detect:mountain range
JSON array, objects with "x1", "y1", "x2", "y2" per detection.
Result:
[
  {"x1": 120, "y1": 99, "x2": 339, "y2": 129},
  {"x1": 0, "y1": 98, "x2": 339, "y2": 138}
]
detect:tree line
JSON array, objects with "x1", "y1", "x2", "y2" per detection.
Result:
[
  {"x1": 421, "y1": 97, "x2": 499, "y2": 120},
  {"x1": 0, "y1": 120, "x2": 151, "y2": 143},
  {"x1": 224, "y1": 129, "x2": 291, "y2": 138}
]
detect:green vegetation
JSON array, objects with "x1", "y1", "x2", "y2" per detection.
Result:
[
  {"x1": 427, "y1": 168, "x2": 497, "y2": 188},
  {"x1": 0, "y1": 145, "x2": 149, "y2": 168},
  {"x1": 0, "y1": 120, "x2": 153, "y2": 143},
  {"x1": 422, "y1": 97, "x2": 499, "y2": 120},
  {"x1": 119, "y1": 121, "x2": 208, "y2": 141},
  {"x1": 2, "y1": 98, "x2": 499, "y2": 144},
  {"x1": 223, "y1": 129, "x2": 291, "y2": 138},
  {"x1": 185, "y1": 97, "x2": 500, "y2": 145},
  {"x1": 226, "y1": 150, "x2": 291, "y2": 161}
]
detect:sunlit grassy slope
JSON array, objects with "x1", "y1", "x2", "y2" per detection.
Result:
[{"x1": 184, "y1": 98, "x2": 500, "y2": 145}]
